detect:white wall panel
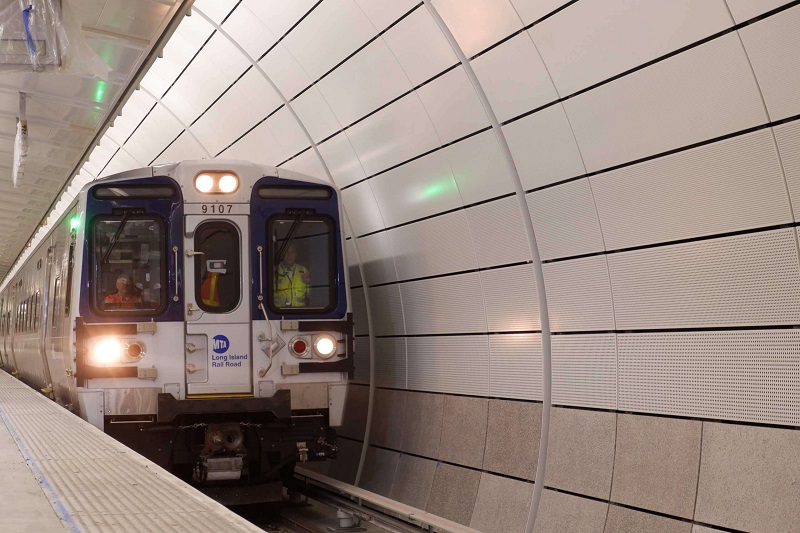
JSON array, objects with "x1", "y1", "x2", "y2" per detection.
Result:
[
  {"x1": 371, "y1": 284, "x2": 406, "y2": 336},
  {"x1": 124, "y1": 104, "x2": 184, "y2": 165},
  {"x1": 342, "y1": 182, "x2": 386, "y2": 237},
  {"x1": 318, "y1": 40, "x2": 411, "y2": 127},
  {"x1": 356, "y1": 337, "x2": 408, "y2": 388},
  {"x1": 142, "y1": 15, "x2": 215, "y2": 97},
  {"x1": 351, "y1": 287, "x2": 367, "y2": 336},
  {"x1": 504, "y1": 104, "x2": 585, "y2": 190},
  {"x1": 530, "y1": 0, "x2": 731, "y2": 96},
  {"x1": 194, "y1": 0, "x2": 237, "y2": 23},
  {"x1": 317, "y1": 133, "x2": 367, "y2": 188},
  {"x1": 345, "y1": 93, "x2": 440, "y2": 177},
  {"x1": 445, "y1": 130, "x2": 514, "y2": 205},
  {"x1": 726, "y1": 0, "x2": 793, "y2": 23},
  {"x1": 416, "y1": 67, "x2": 489, "y2": 145},
  {"x1": 221, "y1": 4, "x2": 277, "y2": 60},
  {"x1": 83, "y1": 136, "x2": 118, "y2": 177},
  {"x1": 381, "y1": 7, "x2": 457, "y2": 87},
  {"x1": 527, "y1": 179, "x2": 604, "y2": 260},
  {"x1": 565, "y1": 33, "x2": 767, "y2": 172},
  {"x1": 353, "y1": 336, "x2": 370, "y2": 383},
  {"x1": 191, "y1": 69, "x2": 281, "y2": 156},
  {"x1": 355, "y1": 0, "x2": 419, "y2": 32},
  {"x1": 374, "y1": 338, "x2": 408, "y2": 389},
  {"x1": 400, "y1": 273, "x2": 487, "y2": 334},
  {"x1": 369, "y1": 150, "x2": 460, "y2": 228},
  {"x1": 489, "y1": 334, "x2": 542, "y2": 400},
  {"x1": 152, "y1": 131, "x2": 210, "y2": 166},
  {"x1": 591, "y1": 129, "x2": 792, "y2": 250},
  {"x1": 292, "y1": 86, "x2": 343, "y2": 144},
  {"x1": 219, "y1": 120, "x2": 287, "y2": 166},
  {"x1": 244, "y1": 0, "x2": 317, "y2": 43},
  {"x1": 388, "y1": 211, "x2": 478, "y2": 280},
  {"x1": 543, "y1": 256, "x2": 614, "y2": 332},
  {"x1": 258, "y1": 43, "x2": 313, "y2": 100},
  {"x1": 356, "y1": 232, "x2": 398, "y2": 286},
  {"x1": 107, "y1": 90, "x2": 156, "y2": 145},
  {"x1": 552, "y1": 334, "x2": 617, "y2": 409},
  {"x1": 161, "y1": 33, "x2": 250, "y2": 124},
  {"x1": 102, "y1": 147, "x2": 142, "y2": 177},
  {"x1": 282, "y1": 148, "x2": 326, "y2": 178},
  {"x1": 407, "y1": 336, "x2": 489, "y2": 395},
  {"x1": 608, "y1": 229, "x2": 800, "y2": 329},
  {"x1": 739, "y1": 6, "x2": 800, "y2": 121},
  {"x1": 282, "y1": 0, "x2": 376, "y2": 82},
  {"x1": 432, "y1": 0, "x2": 522, "y2": 57},
  {"x1": 471, "y1": 32, "x2": 558, "y2": 123},
  {"x1": 466, "y1": 196, "x2": 529, "y2": 268},
  {"x1": 345, "y1": 238, "x2": 363, "y2": 287},
  {"x1": 481, "y1": 264, "x2": 540, "y2": 332},
  {"x1": 618, "y1": 330, "x2": 800, "y2": 425},
  {"x1": 509, "y1": 0, "x2": 570, "y2": 25},
  {"x1": 264, "y1": 107, "x2": 309, "y2": 158},
  {"x1": 774, "y1": 120, "x2": 800, "y2": 218}
]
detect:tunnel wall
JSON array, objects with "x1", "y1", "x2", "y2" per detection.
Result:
[{"x1": 73, "y1": 1, "x2": 800, "y2": 531}]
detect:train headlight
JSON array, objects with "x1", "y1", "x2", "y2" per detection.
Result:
[
  {"x1": 194, "y1": 171, "x2": 240, "y2": 194},
  {"x1": 218, "y1": 174, "x2": 238, "y2": 193},
  {"x1": 92, "y1": 338, "x2": 122, "y2": 366},
  {"x1": 314, "y1": 335, "x2": 336, "y2": 359},
  {"x1": 195, "y1": 174, "x2": 214, "y2": 193}
]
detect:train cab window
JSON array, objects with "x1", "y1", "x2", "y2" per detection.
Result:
[
  {"x1": 268, "y1": 216, "x2": 336, "y2": 313},
  {"x1": 194, "y1": 221, "x2": 240, "y2": 313},
  {"x1": 92, "y1": 216, "x2": 166, "y2": 314}
]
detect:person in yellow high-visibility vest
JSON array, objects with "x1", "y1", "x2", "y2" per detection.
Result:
[{"x1": 274, "y1": 244, "x2": 310, "y2": 308}]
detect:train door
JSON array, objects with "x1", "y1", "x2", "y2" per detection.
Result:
[{"x1": 184, "y1": 215, "x2": 252, "y2": 396}]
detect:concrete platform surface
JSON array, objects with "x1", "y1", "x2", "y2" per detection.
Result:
[{"x1": 0, "y1": 370, "x2": 262, "y2": 532}]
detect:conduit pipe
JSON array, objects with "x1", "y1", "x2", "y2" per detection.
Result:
[
  {"x1": 192, "y1": 7, "x2": 378, "y2": 487},
  {"x1": 422, "y1": 3, "x2": 553, "y2": 531}
]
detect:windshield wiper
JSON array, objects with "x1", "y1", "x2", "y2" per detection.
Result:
[
  {"x1": 274, "y1": 211, "x2": 306, "y2": 267},
  {"x1": 100, "y1": 211, "x2": 131, "y2": 264}
]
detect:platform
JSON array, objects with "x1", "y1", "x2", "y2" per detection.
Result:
[{"x1": 0, "y1": 370, "x2": 262, "y2": 532}]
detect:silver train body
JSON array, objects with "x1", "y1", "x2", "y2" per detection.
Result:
[{"x1": 0, "y1": 160, "x2": 351, "y2": 501}]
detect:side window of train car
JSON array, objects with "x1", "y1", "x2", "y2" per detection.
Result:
[
  {"x1": 52, "y1": 277, "x2": 61, "y2": 328},
  {"x1": 194, "y1": 221, "x2": 240, "y2": 313},
  {"x1": 92, "y1": 215, "x2": 167, "y2": 315},
  {"x1": 268, "y1": 215, "x2": 336, "y2": 312}
]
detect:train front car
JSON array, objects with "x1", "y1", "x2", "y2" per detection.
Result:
[{"x1": 77, "y1": 160, "x2": 351, "y2": 503}]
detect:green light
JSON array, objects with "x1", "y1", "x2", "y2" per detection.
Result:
[
  {"x1": 420, "y1": 178, "x2": 456, "y2": 199},
  {"x1": 70, "y1": 215, "x2": 80, "y2": 231},
  {"x1": 94, "y1": 80, "x2": 107, "y2": 103}
]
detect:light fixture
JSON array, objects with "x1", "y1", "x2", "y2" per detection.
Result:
[
  {"x1": 218, "y1": 174, "x2": 238, "y2": 193},
  {"x1": 91, "y1": 338, "x2": 121, "y2": 366},
  {"x1": 195, "y1": 173, "x2": 213, "y2": 193},
  {"x1": 289, "y1": 337, "x2": 310, "y2": 358},
  {"x1": 314, "y1": 335, "x2": 336, "y2": 359},
  {"x1": 193, "y1": 171, "x2": 240, "y2": 194}
]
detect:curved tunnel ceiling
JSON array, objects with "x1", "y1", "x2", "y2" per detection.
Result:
[{"x1": 8, "y1": 0, "x2": 800, "y2": 531}]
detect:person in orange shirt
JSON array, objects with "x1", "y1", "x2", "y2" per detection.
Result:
[{"x1": 103, "y1": 275, "x2": 143, "y2": 309}]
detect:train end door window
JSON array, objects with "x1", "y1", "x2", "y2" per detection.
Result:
[
  {"x1": 268, "y1": 216, "x2": 336, "y2": 313},
  {"x1": 194, "y1": 221, "x2": 240, "y2": 313},
  {"x1": 91, "y1": 216, "x2": 166, "y2": 315}
]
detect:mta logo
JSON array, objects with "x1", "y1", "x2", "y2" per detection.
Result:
[{"x1": 212, "y1": 335, "x2": 230, "y2": 354}]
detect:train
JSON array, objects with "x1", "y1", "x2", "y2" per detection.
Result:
[{"x1": 0, "y1": 160, "x2": 352, "y2": 503}]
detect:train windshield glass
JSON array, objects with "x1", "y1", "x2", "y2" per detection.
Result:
[
  {"x1": 269, "y1": 215, "x2": 335, "y2": 312},
  {"x1": 92, "y1": 216, "x2": 165, "y2": 314}
]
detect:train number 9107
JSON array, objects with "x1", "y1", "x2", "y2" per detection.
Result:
[{"x1": 202, "y1": 204, "x2": 233, "y2": 214}]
